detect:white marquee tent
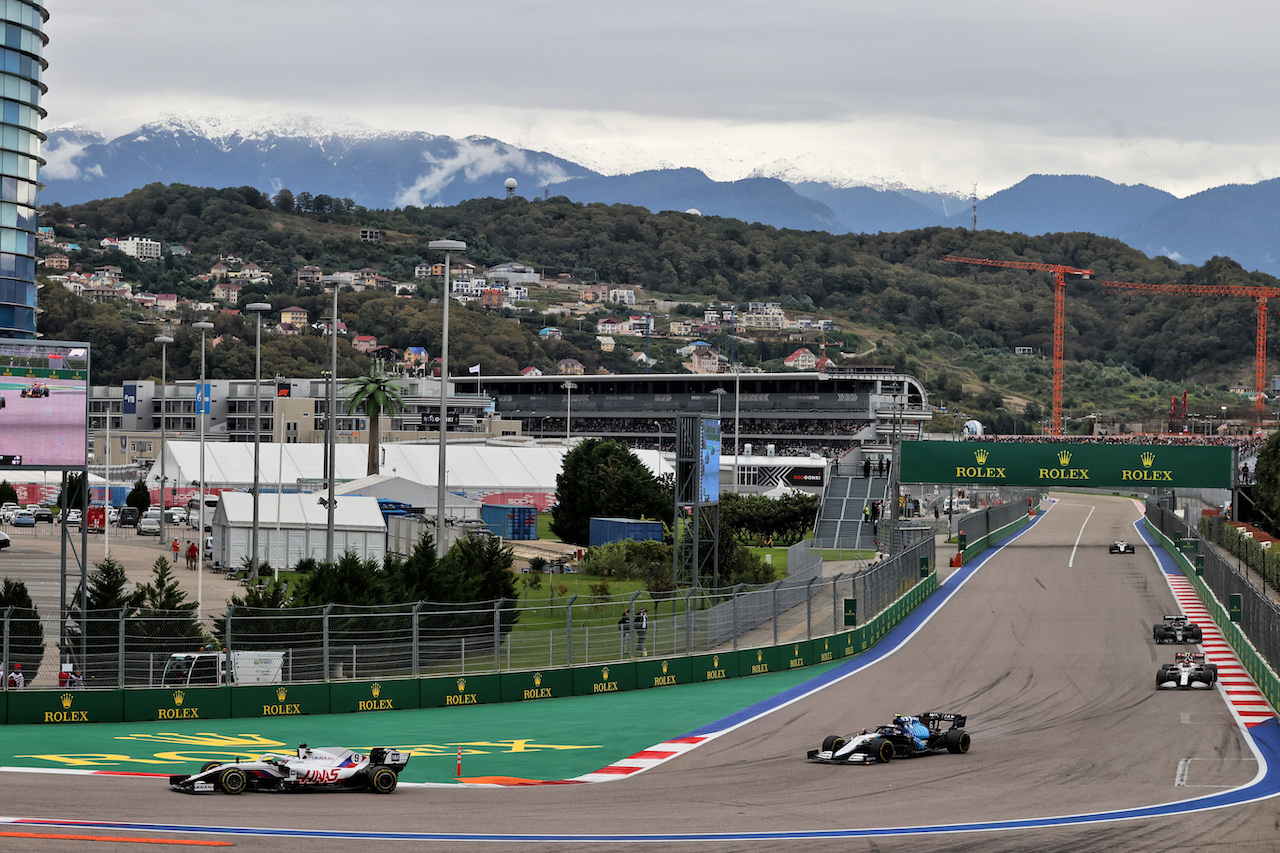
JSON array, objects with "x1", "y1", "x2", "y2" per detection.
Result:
[{"x1": 210, "y1": 492, "x2": 386, "y2": 569}]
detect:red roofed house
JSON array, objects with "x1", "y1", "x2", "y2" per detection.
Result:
[
  {"x1": 353, "y1": 335, "x2": 378, "y2": 354},
  {"x1": 784, "y1": 348, "x2": 817, "y2": 370}
]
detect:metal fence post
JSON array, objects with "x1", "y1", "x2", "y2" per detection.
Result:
[
  {"x1": 117, "y1": 608, "x2": 127, "y2": 687},
  {"x1": 772, "y1": 584, "x2": 780, "y2": 647},
  {"x1": 322, "y1": 603, "x2": 334, "y2": 680},
  {"x1": 411, "y1": 601, "x2": 423, "y2": 678},
  {"x1": 493, "y1": 599, "x2": 504, "y2": 672},
  {"x1": 223, "y1": 605, "x2": 233, "y2": 686},
  {"x1": 685, "y1": 588, "x2": 695, "y2": 654},
  {"x1": 565, "y1": 595, "x2": 577, "y2": 666},
  {"x1": 807, "y1": 577, "x2": 817, "y2": 639},
  {"x1": 2, "y1": 606, "x2": 11, "y2": 687}
]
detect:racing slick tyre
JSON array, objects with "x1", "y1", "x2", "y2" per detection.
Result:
[
  {"x1": 200, "y1": 761, "x2": 222, "y2": 773},
  {"x1": 369, "y1": 766, "x2": 398, "y2": 794},
  {"x1": 1189, "y1": 627, "x2": 1203, "y2": 643},
  {"x1": 1205, "y1": 664, "x2": 1218, "y2": 683},
  {"x1": 945, "y1": 728, "x2": 971, "y2": 754},
  {"x1": 219, "y1": 767, "x2": 248, "y2": 795},
  {"x1": 821, "y1": 735, "x2": 846, "y2": 753},
  {"x1": 871, "y1": 737, "x2": 894, "y2": 764},
  {"x1": 1153, "y1": 626, "x2": 1167, "y2": 642}
]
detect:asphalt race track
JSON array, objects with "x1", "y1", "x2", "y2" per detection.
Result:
[{"x1": 4, "y1": 493, "x2": 1280, "y2": 852}]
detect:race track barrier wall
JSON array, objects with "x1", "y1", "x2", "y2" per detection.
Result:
[
  {"x1": 959, "y1": 504, "x2": 1037, "y2": 565},
  {"x1": 1144, "y1": 517, "x2": 1280, "y2": 713},
  {"x1": 0, "y1": 571, "x2": 940, "y2": 725}
]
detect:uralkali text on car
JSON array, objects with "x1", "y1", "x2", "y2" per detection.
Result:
[{"x1": 169, "y1": 744, "x2": 409, "y2": 794}]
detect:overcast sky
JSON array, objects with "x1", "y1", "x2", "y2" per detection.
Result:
[{"x1": 40, "y1": 0, "x2": 1280, "y2": 197}]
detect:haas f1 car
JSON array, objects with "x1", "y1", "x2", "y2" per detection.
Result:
[
  {"x1": 1109, "y1": 540, "x2": 1136, "y2": 554},
  {"x1": 807, "y1": 712, "x2": 970, "y2": 764},
  {"x1": 1153, "y1": 614, "x2": 1203, "y2": 644},
  {"x1": 169, "y1": 744, "x2": 409, "y2": 794},
  {"x1": 1156, "y1": 652, "x2": 1218, "y2": 690}
]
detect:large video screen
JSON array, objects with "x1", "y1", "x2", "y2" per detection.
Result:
[
  {"x1": 0, "y1": 340, "x2": 89, "y2": 469},
  {"x1": 700, "y1": 418, "x2": 721, "y2": 504}
]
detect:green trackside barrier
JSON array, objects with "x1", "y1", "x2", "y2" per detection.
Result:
[
  {"x1": 3, "y1": 574, "x2": 942, "y2": 724},
  {"x1": 1144, "y1": 519, "x2": 1280, "y2": 713},
  {"x1": 574, "y1": 661, "x2": 638, "y2": 696},
  {"x1": 422, "y1": 672, "x2": 501, "y2": 709},
  {"x1": 5, "y1": 687, "x2": 124, "y2": 725},
  {"x1": 500, "y1": 668, "x2": 575, "y2": 703},
  {"x1": 0, "y1": 366, "x2": 88, "y2": 381},
  {"x1": 124, "y1": 686, "x2": 231, "y2": 723},
  {"x1": 961, "y1": 512, "x2": 1033, "y2": 564},
  {"x1": 634, "y1": 657, "x2": 690, "y2": 691},
  {"x1": 691, "y1": 651, "x2": 738, "y2": 682},
  {"x1": 330, "y1": 678, "x2": 421, "y2": 715},
  {"x1": 231, "y1": 682, "x2": 330, "y2": 719}
]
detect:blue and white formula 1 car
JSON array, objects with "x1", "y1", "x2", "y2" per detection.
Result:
[
  {"x1": 807, "y1": 712, "x2": 971, "y2": 764},
  {"x1": 1153, "y1": 614, "x2": 1203, "y2": 644},
  {"x1": 169, "y1": 744, "x2": 409, "y2": 794},
  {"x1": 1156, "y1": 652, "x2": 1218, "y2": 690}
]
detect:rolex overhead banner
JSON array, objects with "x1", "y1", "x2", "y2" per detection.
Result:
[{"x1": 899, "y1": 441, "x2": 1234, "y2": 489}]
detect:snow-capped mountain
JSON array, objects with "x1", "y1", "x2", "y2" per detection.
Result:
[{"x1": 36, "y1": 116, "x2": 1280, "y2": 277}]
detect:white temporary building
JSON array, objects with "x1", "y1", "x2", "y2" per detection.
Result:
[
  {"x1": 333, "y1": 473, "x2": 483, "y2": 520},
  {"x1": 148, "y1": 441, "x2": 674, "y2": 512},
  {"x1": 210, "y1": 492, "x2": 386, "y2": 570}
]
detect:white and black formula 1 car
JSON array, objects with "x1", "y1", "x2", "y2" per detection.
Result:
[
  {"x1": 1153, "y1": 614, "x2": 1203, "y2": 644},
  {"x1": 1109, "y1": 540, "x2": 1136, "y2": 554},
  {"x1": 169, "y1": 744, "x2": 409, "y2": 794},
  {"x1": 1156, "y1": 652, "x2": 1218, "y2": 690},
  {"x1": 807, "y1": 712, "x2": 970, "y2": 764}
]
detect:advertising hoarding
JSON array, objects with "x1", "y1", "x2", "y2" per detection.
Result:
[
  {"x1": 0, "y1": 340, "x2": 89, "y2": 469},
  {"x1": 700, "y1": 418, "x2": 721, "y2": 504}
]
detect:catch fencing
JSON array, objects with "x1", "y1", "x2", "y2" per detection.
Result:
[
  {"x1": 2, "y1": 537, "x2": 933, "y2": 690},
  {"x1": 1146, "y1": 500, "x2": 1280, "y2": 677}
]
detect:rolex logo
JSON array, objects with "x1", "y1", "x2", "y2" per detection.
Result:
[
  {"x1": 371, "y1": 683, "x2": 381, "y2": 698},
  {"x1": 276, "y1": 686, "x2": 288, "y2": 702},
  {"x1": 661, "y1": 660, "x2": 669, "y2": 674},
  {"x1": 794, "y1": 644, "x2": 800, "y2": 656},
  {"x1": 974, "y1": 449, "x2": 989, "y2": 465},
  {"x1": 60, "y1": 693, "x2": 74, "y2": 709},
  {"x1": 757, "y1": 650, "x2": 763, "y2": 663},
  {"x1": 456, "y1": 678, "x2": 467, "y2": 692},
  {"x1": 1058, "y1": 450, "x2": 1072, "y2": 466},
  {"x1": 533, "y1": 672, "x2": 543, "y2": 687},
  {"x1": 1141, "y1": 452, "x2": 1155, "y2": 468},
  {"x1": 712, "y1": 655, "x2": 720, "y2": 668},
  {"x1": 173, "y1": 690, "x2": 185, "y2": 706},
  {"x1": 601, "y1": 667, "x2": 610, "y2": 680}
]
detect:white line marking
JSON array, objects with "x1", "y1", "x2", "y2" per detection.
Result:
[{"x1": 1068, "y1": 505, "x2": 1094, "y2": 568}]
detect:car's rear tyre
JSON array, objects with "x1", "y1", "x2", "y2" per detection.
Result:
[
  {"x1": 369, "y1": 766, "x2": 398, "y2": 794},
  {"x1": 871, "y1": 737, "x2": 893, "y2": 764},
  {"x1": 219, "y1": 767, "x2": 247, "y2": 795},
  {"x1": 200, "y1": 761, "x2": 222, "y2": 773},
  {"x1": 945, "y1": 728, "x2": 971, "y2": 754},
  {"x1": 821, "y1": 735, "x2": 846, "y2": 753}
]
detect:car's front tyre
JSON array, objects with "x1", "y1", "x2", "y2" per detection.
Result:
[
  {"x1": 820, "y1": 735, "x2": 845, "y2": 753},
  {"x1": 871, "y1": 737, "x2": 894, "y2": 763},
  {"x1": 219, "y1": 767, "x2": 247, "y2": 795}
]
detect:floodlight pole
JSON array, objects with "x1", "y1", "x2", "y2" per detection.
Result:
[
  {"x1": 193, "y1": 321, "x2": 213, "y2": 611},
  {"x1": 154, "y1": 335, "x2": 173, "y2": 543},
  {"x1": 429, "y1": 239, "x2": 466, "y2": 559},
  {"x1": 326, "y1": 283, "x2": 339, "y2": 564},
  {"x1": 247, "y1": 303, "x2": 272, "y2": 578}
]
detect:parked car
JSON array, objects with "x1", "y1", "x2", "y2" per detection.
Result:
[
  {"x1": 11, "y1": 510, "x2": 35, "y2": 528},
  {"x1": 63, "y1": 509, "x2": 82, "y2": 527},
  {"x1": 0, "y1": 530, "x2": 10, "y2": 549},
  {"x1": 137, "y1": 517, "x2": 162, "y2": 536},
  {"x1": 117, "y1": 507, "x2": 140, "y2": 528},
  {"x1": 29, "y1": 506, "x2": 53, "y2": 523}
]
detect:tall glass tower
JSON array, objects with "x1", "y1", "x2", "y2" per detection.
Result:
[{"x1": 0, "y1": 1, "x2": 46, "y2": 338}]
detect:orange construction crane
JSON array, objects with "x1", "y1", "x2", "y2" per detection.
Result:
[
  {"x1": 1100, "y1": 279, "x2": 1279, "y2": 425},
  {"x1": 941, "y1": 255, "x2": 1094, "y2": 435}
]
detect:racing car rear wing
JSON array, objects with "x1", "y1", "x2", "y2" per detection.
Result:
[{"x1": 921, "y1": 712, "x2": 967, "y2": 727}]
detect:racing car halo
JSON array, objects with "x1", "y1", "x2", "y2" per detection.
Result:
[
  {"x1": 807, "y1": 712, "x2": 970, "y2": 764},
  {"x1": 169, "y1": 744, "x2": 409, "y2": 794},
  {"x1": 1153, "y1": 614, "x2": 1203, "y2": 644},
  {"x1": 1156, "y1": 652, "x2": 1218, "y2": 690}
]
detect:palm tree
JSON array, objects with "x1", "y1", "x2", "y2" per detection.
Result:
[{"x1": 343, "y1": 364, "x2": 407, "y2": 476}]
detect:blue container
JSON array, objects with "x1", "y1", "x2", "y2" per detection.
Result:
[
  {"x1": 482, "y1": 504, "x2": 538, "y2": 540},
  {"x1": 589, "y1": 517, "x2": 664, "y2": 547}
]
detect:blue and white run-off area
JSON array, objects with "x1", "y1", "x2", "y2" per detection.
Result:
[{"x1": 2, "y1": 493, "x2": 1278, "y2": 851}]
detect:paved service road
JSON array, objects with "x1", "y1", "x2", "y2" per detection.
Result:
[{"x1": 3, "y1": 493, "x2": 1279, "y2": 852}]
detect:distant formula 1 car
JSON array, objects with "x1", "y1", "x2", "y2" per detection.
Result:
[
  {"x1": 807, "y1": 712, "x2": 970, "y2": 764},
  {"x1": 169, "y1": 744, "x2": 409, "y2": 794},
  {"x1": 1109, "y1": 540, "x2": 1136, "y2": 554},
  {"x1": 20, "y1": 383, "x2": 49, "y2": 398},
  {"x1": 1156, "y1": 652, "x2": 1218, "y2": 690},
  {"x1": 1153, "y1": 614, "x2": 1203, "y2": 644}
]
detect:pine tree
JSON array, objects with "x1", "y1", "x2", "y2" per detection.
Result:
[{"x1": 1, "y1": 578, "x2": 44, "y2": 684}]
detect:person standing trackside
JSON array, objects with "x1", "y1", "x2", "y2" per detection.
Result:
[
  {"x1": 6, "y1": 662, "x2": 23, "y2": 689},
  {"x1": 635, "y1": 609, "x2": 649, "y2": 654},
  {"x1": 618, "y1": 609, "x2": 631, "y2": 653},
  {"x1": 186, "y1": 541, "x2": 198, "y2": 570},
  {"x1": 170, "y1": 538, "x2": 180, "y2": 564}
]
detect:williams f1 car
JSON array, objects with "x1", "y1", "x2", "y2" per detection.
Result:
[
  {"x1": 807, "y1": 712, "x2": 970, "y2": 764},
  {"x1": 169, "y1": 744, "x2": 409, "y2": 794},
  {"x1": 1156, "y1": 652, "x2": 1218, "y2": 690},
  {"x1": 1109, "y1": 540, "x2": 1136, "y2": 554},
  {"x1": 1153, "y1": 614, "x2": 1203, "y2": 644}
]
